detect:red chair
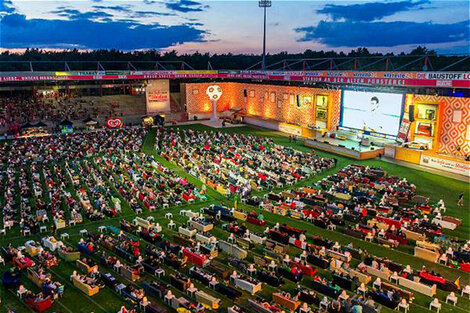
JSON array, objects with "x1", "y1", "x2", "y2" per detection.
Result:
[
  {"x1": 24, "y1": 295, "x2": 52, "y2": 312},
  {"x1": 183, "y1": 249, "x2": 207, "y2": 267},
  {"x1": 290, "y1": 261, "x2": 317, "y2": 276},
  {"x1": 459, "y1": 263, "x2": 470, "y2": 272},
  {"x1": 13, "y1": 256, "x2": 35, "y2": 270}
]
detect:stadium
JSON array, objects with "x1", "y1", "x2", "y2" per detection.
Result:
[{"x1": 0, "y1": 1, "x2": 469, "y2": 313}]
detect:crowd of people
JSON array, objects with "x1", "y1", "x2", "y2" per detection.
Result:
[
  {"x1": 0, "y1": 94, "x2": 127, "y2": 133},
  {"x1": 0, "y1": 120, "x2": 464, "y2": 313},
  {"x1": 155, "y1": 128, "x2": 336, "y2": 197},
  {"x1": 256, "y1": 163, "x2": 464, "y2": 253},
  {"x1": 1, "y1": 127, "x2": 147, "y2": 234}
]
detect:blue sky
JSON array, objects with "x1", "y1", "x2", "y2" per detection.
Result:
[{"x1": 0, "y1": 0, "x2": 468, "y2": 54}]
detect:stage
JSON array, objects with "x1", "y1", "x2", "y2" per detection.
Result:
[{"x1": 304, "y1": 136, "x2": 386, "y2": 160}]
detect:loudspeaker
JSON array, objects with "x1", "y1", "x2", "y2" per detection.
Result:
[
  {"x1": 296, "y1": 95, "x2": 301, "y2": 108},
  {"x1": 339, "y1": 144, "x2": 346, "y2": 148},
  {"x1": 409, "y1": 105, "x2": 415, "y2": 122},
  {"x1": 243, "y1": 89, "x2": 247, "y2": 97},
  {"x1": 371, "y1": 147, "x2": 375, "y2": 150},
  {"x1": 351, "y1": 147, "x2": 355, "y2": 151}
]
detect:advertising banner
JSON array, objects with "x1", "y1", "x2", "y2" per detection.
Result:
[
  {"x1": 0, "y1": 70, "x2": 468, "y2": 89},
  {"x1": 106, "y1": 118, "x2": 123, "y2": 128},
  {"x1": 145, "y1": 80, "x2": 170, "y2": 114},
  {"x1": 397, "y1": 118, "x2": 411, "y2": 142},
  {"x1": 420, "y1": 154, "x2": 470, "y2": 176}
]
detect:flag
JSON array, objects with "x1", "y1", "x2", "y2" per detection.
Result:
[{"x1": 455, "y1": 277, "x2": 461, "y2": 289}]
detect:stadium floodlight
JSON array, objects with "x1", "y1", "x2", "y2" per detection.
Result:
[{"x1": 259, "y1": 0, "x2": 272, "y2": 71}]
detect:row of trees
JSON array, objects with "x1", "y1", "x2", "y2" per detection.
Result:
[{"x1": 0, "y1": 46, "x2": 467, "y2": 71}]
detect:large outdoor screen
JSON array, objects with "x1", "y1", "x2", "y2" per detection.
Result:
[{"x1": 341, "y1": 90, "x2": 404, "y2": 136}]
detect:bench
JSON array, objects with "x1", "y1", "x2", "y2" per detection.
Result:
[
  {"x1": 398, "y1": 276, "x2": 436, "y2": 297},
  {"x1": 401, "y1": 228, "x2": 426, "y2": 241},
  {"x1": 72, "y1": 276, "x2": 99, "y2": 296},
  {"x1": 327, "y1": 249, "x2": 351, "y2": 262},
  {"x1": 365, "y1": 266, "x2": 391, "y2": 281},
  {"x1": 234, "y1": 277, "x2": 262, "y2": 295},
  {"x1": 133, "y1": 217, "x2": 153, "y2": 229},
  {"x1": 249, "y1": 233, "x2": 267, "y2": 245},
  {"x1": 273, "y1": 292, "x2": 301, "y2": 311},
  {"x1": 178, "y1": 226, "x2": 197, "y2": 238},
  {"x1": 189, "y1": 220, "x2": 213, "y2": 232},
  {"x1": 27, "y1": 268, "x2": 49, "y2": 287},
  {"x1": 196, "y1": 233, "x2": 216, "y2": 244},
  {"x1": 233, "y1": 210, "x2": 247, "y2": 221},
  {"x1": 119, "y1": 265, "x2": 140, "y2": 281},
  {"x1": 218, "y1": 241, "x2": 247, "y2": 259},
  {"x1": 236, "y1": 237, "x2": 253, "y2": 250},
  {"x1": 76, "y1": 260, "x2": 98, "y2": 274},
  {"x1": 195, "y1": 290, "x2": 220, "y2": 309},
  {"x1": 381, "y1": 281, "x2": 413, "y2": 301},
  {"x1": 349, "y1": 269, "x2": 371, "y2": 284},
  {"x1": 414, "y1": 247, "x2": 439, "y2": 263}
]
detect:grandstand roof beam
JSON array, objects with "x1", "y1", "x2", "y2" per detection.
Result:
[
  {"x1": 245, "y1": 60, "x2": 263, "y2": 70},
  {"x1": 425, "y1": 56, "x2": 433, "y2": 71},
  {"x1": 182, "y1": 61, "x2": 195, "y2": 70},
  {"x1": 385, "y1": 58, "x2": 390, "y2": 70},
  {"x1": 97, "y1": 62, "x2": 105, "y2": 71},
  {"x1": 263, "y1": 58, "x2": 300, "y2": 70},
  {"x1": 438, "y1": 56, "x2": 469, "y2": 71},
  {"x1": 127, "y1": 62, "x2": 137, "y2": 71},
  {"x1": 64, "y1": 62, "x2": 71, "y2": 71},
  {"x1": 333, "y1": 58, "x2": 355, "y2": 70},
  {"x1": 306, "y1": 59, "x2": 331, "y2": 70},
  {"x1": 357, "y1": 56, "x2": 388, "y2": 70},
  {"x1": 29, "y1": 62, "x2": 33, "y2": 72},
  {"x1": 155, "y1": 62, "x2": 167, "y2": 70},
  {"x1": 393, "y1": 56, "x2": 425, "y2": 71}
]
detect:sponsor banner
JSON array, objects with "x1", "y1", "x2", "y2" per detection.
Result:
[
  {"x1": 145, "y1": 80, "x2": 170, "y2": 114},
  {"x1": 78, "y1": 71, "x2": 105, "y2": 76},
  {"x1": 106, "y1": 118, "x2": 123, "y2": 129},
  {"x1": 148, "y1": 90, "x2": 168, "y2": 101},
  {"x1": 176, "y1": 70, "x2": 218, "y2": 75},
  {"x1": 397, "y1": 118, "x2": 411, "y2": 142},
  {"x1": 423, "y1": 72, "x2": 470, "y2": 80},
  {"x1": 0, "y1": 70, "x2": 469, "y2": 89},
  {"x1": 420, "y1": 154, "x2": 470, "y2": 176}
]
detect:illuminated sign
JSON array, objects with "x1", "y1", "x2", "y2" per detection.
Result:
[{"x1": 106, "y1": 118, "x2": 123, "y2": 128}]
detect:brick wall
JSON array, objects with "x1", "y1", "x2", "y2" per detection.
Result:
[{"x1": 183, "y1": 82, "x2": 341, "y2": 129}]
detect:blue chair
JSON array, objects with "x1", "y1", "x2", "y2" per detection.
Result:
[{"x1": 2, "y1": 269, "x2": 21, "y2": 289}]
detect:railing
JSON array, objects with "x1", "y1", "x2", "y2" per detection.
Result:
[{"x1": 0, "y1": 54, "x2": 469, "y2": 72}]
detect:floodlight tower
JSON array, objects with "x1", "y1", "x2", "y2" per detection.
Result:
[{"x1": 259, "y1": 0, "x2": 271, "y2": 71}]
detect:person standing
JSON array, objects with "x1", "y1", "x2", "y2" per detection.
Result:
[{"x1": 458, "y1": 192, "x2": 464, "y2": 207}]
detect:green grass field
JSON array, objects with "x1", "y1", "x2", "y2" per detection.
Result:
[{"x1": 0, "y1": 124, "x2": 468, "y2": 313}]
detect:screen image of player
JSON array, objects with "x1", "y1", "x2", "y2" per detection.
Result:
[{"x1": 341, "y1": 90, "x2": 404, "y2": 136}]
